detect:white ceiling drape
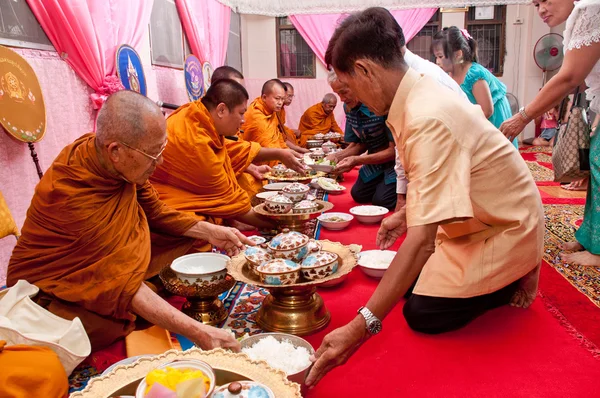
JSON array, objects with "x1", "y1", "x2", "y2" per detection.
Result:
[{"x1": 216, "y1": 0, "x2": 530, "y2": 16}]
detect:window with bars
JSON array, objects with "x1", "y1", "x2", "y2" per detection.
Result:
[
  {"x1": 406, "y1": 10, "x2": 441, "y2": 63},
  {"x1": 276, "y1": 17, "x2": 315, "y2": 78},
  {"x1": 465, "y1": 6, "x2": 506, "y2": 76},
  {"x1": 149, "y1": 0, "x2": 189, "y2": 69},
  {"x1": 225, "y1": 9, "x2": 242, "y2": 72},
  {"x1": 0, "y1": 0, "x2": 53, "y2": 51}
]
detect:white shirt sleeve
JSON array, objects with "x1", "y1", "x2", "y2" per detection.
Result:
[{"x1": 394, "y1": 147, "x2": 408, "y2": 194}]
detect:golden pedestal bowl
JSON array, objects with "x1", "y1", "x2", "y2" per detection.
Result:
[
  {"x1": 229, "y1": 240, "x2": 360, "y2": 335},
  {"x1": 160, "y1": 267, "x2": 236, "y2": 326},
  {"x1": 254, "y1": 200, "x2": 334, "y2": 234}
]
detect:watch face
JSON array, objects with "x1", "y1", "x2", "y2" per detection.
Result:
[{"x1": 368, "y1": 320, "x2": 382, "y2": 335}]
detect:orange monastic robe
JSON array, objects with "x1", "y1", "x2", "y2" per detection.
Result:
[
  {"x1": 298, "y1": 102, "x2": 344, "y2": 146},
  {"x1": 0, "y1": 341, "x2": 68, "y2": 397},
  {"x1": 151, "y1": 101, "x2": 260, "y2": 223},
  {"x1": 242, "y1": 98, "x2": 288, "y2": 168},
  {"x1": 7, "y1": 134, "x2": 197, "y2": 350},
  {"x1": 277, "y1": 107, "x2": 298, "y2": 145}
]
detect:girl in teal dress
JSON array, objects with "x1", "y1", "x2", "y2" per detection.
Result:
[{"x1": 432, "y1": 27, "x2": 518, "y2": 149}]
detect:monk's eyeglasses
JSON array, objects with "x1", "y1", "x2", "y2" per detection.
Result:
[{"x1": 119, "y1": 140, "x2": 168, "y2": 162}]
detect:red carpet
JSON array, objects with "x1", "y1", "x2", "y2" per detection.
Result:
[{"x1": 304, "y1": 167, "x2": 600, "y2": 397}]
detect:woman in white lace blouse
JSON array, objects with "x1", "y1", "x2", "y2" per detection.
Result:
[{"x1": 501, "y1": 0, "x2": 600, "y2": 266}]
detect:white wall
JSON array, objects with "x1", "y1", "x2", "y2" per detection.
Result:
[
  {"x1": 241, "y1": 15, "x2": 277, "y2": 79},
  {"x1": 441, "y1": 10, "x2": 465, "y2": 29}
]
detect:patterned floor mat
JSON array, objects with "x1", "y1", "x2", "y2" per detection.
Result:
[{"x1": 527, "y1": 161, "x2": 555, "y2": 182}]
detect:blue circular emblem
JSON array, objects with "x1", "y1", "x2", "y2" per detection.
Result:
[
  {"x1": 116, "y1": 45, "x2": 147, "y2": 96},
  {"x1": 184, "y1": 55, "x2": 204, "y2": 101}
]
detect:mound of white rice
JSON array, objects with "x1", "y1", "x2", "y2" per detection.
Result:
[{"x1": 242, "y1": 336, "x2": 312, "y2": 375}]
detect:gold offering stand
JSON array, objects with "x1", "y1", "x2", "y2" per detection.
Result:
[
  {"x1": 229, "y1": 240, "x2": 360, "y2": 335},
  {"x1": 254, "y1": 200, "x2": 333, "y2": 234},
  {"x1": 159, "y1": 268, "x2": 235, "y2": 326},
  {"x1": 69, "y1": 348, "x2": 301, "y2": 398}
]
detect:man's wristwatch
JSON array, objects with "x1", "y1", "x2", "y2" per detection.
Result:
[
  {"x1": 518, "y1": 107, "x2": 531, "y2": 123},
  {"x1": 358, "y1": 306, "x2": 382, "y2": 335}
]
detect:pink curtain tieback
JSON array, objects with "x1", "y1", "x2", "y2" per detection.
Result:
[{"x1": 90, "y1": 75, "x2": 124, "y2": 110}]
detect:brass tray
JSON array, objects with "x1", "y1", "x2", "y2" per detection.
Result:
[
  {"x1": 69, "y1": 348, "x2": 301, "y2": 397},
  {"x1": 253, "y1": 200, "x2": 333, "y2": 220},
  {"x1": 228, "y1": 240, "x2": 360, "y2": 288},
  {"x1": 263, "y1": 171, "x2": 325, "y2": 182}
]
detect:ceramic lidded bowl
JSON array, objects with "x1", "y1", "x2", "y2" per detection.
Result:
[
  {"x1": 244, "y1": 246, "x2": 273, "y2": 278},
  {"x1": 267, "y1": 229, "x2": 310, "y2": 261},
  {"x1": 306, "y1": 139, "x2": 324, "y2": 149},
  {"x1": 212, "y1": 381, "x2": 275, "y2": 398},
  {"x1": 170, "y1": 253, "x2": 228, "y2": 286},
  {"x1": 284, "y1": 168, "x2": 299, "y2": 178},
  {"x1": 271, "y1": 164, "x2": 287, "y2": 177},
  {"x1": 322, "y1": 141, "x2": 336, "y2": 153},
  {"x1": 293, "y1": 200, "x2": 319, "y2": 214},
  {"x1": 309, "y1": 149, "x2": 325, "y2": 162},
  {"x1": 301, "y1": 251, "x2": 339, "y2": 281},
  {"x1": 256, "y1": 259, "x2": 301, "y2": 285},
  {"x1": 314, "y1": 133, "x2": 325, "y2": 140},
  {"x1": 282, "y1": 182, "x2": 310, "y2": 202},
  {"x1": 264, "y1": 193, "x2": 293, "y2": 214}
]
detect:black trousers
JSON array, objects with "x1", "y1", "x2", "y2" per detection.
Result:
[
  {"x1": 351, "y1": 174, "x2": 397, "y2": 210},
  {"x1": 402, "y1": 280, "x2": 520, "y2": 334}
]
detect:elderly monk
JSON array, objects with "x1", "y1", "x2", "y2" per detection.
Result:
[
  {"x1": 277, "y1": 82, "x2": 307, "y2": 153},
  {"x1": 306, "y1": 8, "x2": 543, "y2": 387},
  {"x1": 151, "y1": 79, "x2": 304, "y2": 232},
  {"x1": 7, "y1": 91, "x2": 250, "y2": 351},
  {"x1": 242, "y1": 79, "x2": 288, "y2": 150},
  {"x1": 298, "y1": 93, "x2": 344, "y2": 146}
]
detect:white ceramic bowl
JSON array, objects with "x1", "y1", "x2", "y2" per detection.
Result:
[
  {"x1": 264, "y1": 182, "x2": 291, "y2": 191},
  {"x1": 349, "y1": 205, "x2": 389, "y2": 224},
  {"x1": 357, "y1": 250, "x2": 396, "y2": 279},
  {"x1": 135, "y1": 359, "x2": 216, "y2": 398},
  {"x1": 255, "y1": 191, "x2": 278, "y2": 201},
  {"x1": 170, "y1": 253, "x2": 229, "y2": 286},
  {"x1": 317, "y1": 212, "x2": 353, "y2": 230}
]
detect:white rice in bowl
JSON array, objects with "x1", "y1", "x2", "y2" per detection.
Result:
[{"x1": 241, "y1": 336, "x2": 312, "y2": 375}]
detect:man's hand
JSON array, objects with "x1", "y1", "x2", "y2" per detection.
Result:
[
  {"x1": 280, "y1": 149, "x2": 306, "y2": 173},
  {"x1": 205, "y1": 223, "x2": 254, "y2": 256},
  {"x1": 305, "y1": 316, "x2": 367, "y2": 388},
  {"x1": 499, "y1": 114, "x2": 527, "y2": 143},
  {"x1": 334, "y1": 156, "x2": 358, "y2": 174},
  {"x1": 247, "y1": 164, "x2": 271, "y2": 181},
  {"x1": 394, "y1": 194, "x2": 406, "y2": 213},
  {"x1": 325, "y1": 153, "x2": 338, "y2": 162},
  {"x1": 376, "y1": 209, "x2": 407, "y2": 250},
  {"x1": 192, "y1": 327, "x2": 241, "y2": 352},
  {"x1": 294, "y1": 129, "x2": 301, "y2": 138}
]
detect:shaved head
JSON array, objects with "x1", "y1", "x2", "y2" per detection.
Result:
[
  {"x1": 283, "y1": 82, "x2": 295, "y2": 106},
  {"x1": 211, "y1": 66, "x2": 245, "y2": 85},
  {"x1": 202, "y1": 79, "x2": 249, "y2": 111},
  {"x1": 323, "y1": 93, "x2": 337, "y2": 104},
  {"x1": 283, "y1": 82, "x2": 294, "y2": 91},
  {"x1": 96, "y1": 90, "x2": 165, "y2": 147},
  {"x1": 261, "y1": 79, "x2": 286, "y2": 96}
]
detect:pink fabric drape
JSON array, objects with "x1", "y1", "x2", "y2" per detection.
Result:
[
  {"x1": 289, "y1": 8, "x2": 438, "y2": 66},
  {"x1": 176, "y1": 0, "x2": 231, "y2": 68},
  {"x1": 26, "y1": 0, "x2": 153, "y2": 108}
]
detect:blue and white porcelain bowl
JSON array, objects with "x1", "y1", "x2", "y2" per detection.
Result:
[
  {"x1": 212, "y1": 380, "x2": 275, "y2": 398},
  {"x1": 256, "y1": 259, "x2": 300, "y2": 285},
  {"x1": 244, "y1": 246, "x2": 273, "y2": 278},
  {"x1": 264, "y1": 194, "x2": 293, "y2": 214},
  {"x1": 267, "y1": 230, "x2": 310, "y2": 261},
  {"x1": 301, "y1": 251, "x2": 339, "y2": 281}
]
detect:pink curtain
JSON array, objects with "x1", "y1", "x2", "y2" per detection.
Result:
[
  {"x1": 176, "y1": 0, "x2": 231, "y2": 67},
  {"x1": 26, "y1": 0, "x2": 153, "y2": 108},
  {"x1": 289, "y1": 8, "x2": 438, "y2": 66}
]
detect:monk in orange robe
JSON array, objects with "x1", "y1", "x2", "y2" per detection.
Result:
[
  {"x1": 276, "y1": 82, "x2": 309, "y2": 154},
  {"x1": 0, "y1": 341, "x2": 68, "y2": 397},
  {"x1": 242, "y1": 80, "x2": 294, "y2": 169},
  {"x1": 7, "y1": 91, "x2": 249, "y2": 351},
  {"x1": 151, "y1": 79, "x2": 303, "y2": 233},
  {"x1": 298, "y1": 93, "x2": 344, "y2": 146}
]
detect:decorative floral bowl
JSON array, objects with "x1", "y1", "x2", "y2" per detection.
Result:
[
  {"x1": 293, "y1": 200, "x2": 319, "y2": 214},
  {"x1": 170, "y1": 253, "x2": 228, "y2": 286},
  {"x1": 309, "y1": 150, "x2": 325, "y2": 162},
  {"x1": 314, "y1": 133, "x2": 325, "y2": 140},
  {"x1": 256, "y1": 259, "x2": 301, "y2": 285},
  {"x1": 271, "y1": 164, "x2": 288, "y2": 177},
  {"x1": 135, "y1": 359, "x2": 216, "y2": 398},
  {"x1": 213, "y1": 380, "x2": 275, "y2": 398},
  {"x1": 306, "y1": 139, "x2": 324, "y2": 149},
  {"x1": 264, "y1": 194, "x2": 293, "y2": 214},
  {"x1": 301, "y1": 251, "x2": 339, "y2": 281},
  {"x1": 247, "y1": 235, "x2": 267, "y2": 245},
  {"x1": 282, "y1": 182, "x2": 310, "y2": 202},
  {"x1": 244, "y1": 246, "x2": 272, "y2": 268},
  {"x1": 322, "y1": 141, "x2": 337, "y2": 153},
  {"x1": 255, "y1": 191, "x2": 278, "y2": 204},
  {"x1": 267, "y1": 230, "x2": 310, "y2": 261}
]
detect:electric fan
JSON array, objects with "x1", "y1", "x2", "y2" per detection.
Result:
[
  {"x1": 533, "y1": 33, "x2": 564, "y2": 85},
  {"x1": 506, "y1": 93, "x2": 519, "y2": 116}
]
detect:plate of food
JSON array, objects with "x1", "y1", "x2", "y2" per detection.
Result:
[
  {"x1": 349, "y1": 205, "x2": 389, "y2": 224},
  {"x1": 308, "y1": 158, "x2": 336, "y2": 173},
  {"x1": 314, "y1": 177, "x2": 345, "y2": 193},
  {"x1": 317, "y1": 212, "x2": 353, "y2": 230},
  {"x1": 357, "y1": 250, "x2": 396, "y2": 278}
]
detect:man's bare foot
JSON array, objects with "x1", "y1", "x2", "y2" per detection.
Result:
[
  {"x1": 559, "y1": 241, "x2": 584, "y2": 251},
  {"x1": 561, "y1": 178, "x2": 588, "y2": 191},
  {"x1": 228, "y1": 220, "x2": 256, "y2": 232},
  {"x1": 561, "y1": 251, "x2": 600, "y2": 266},
  {"x1": 510, "y1": 264, "x2": 540, "y2": 308}
]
